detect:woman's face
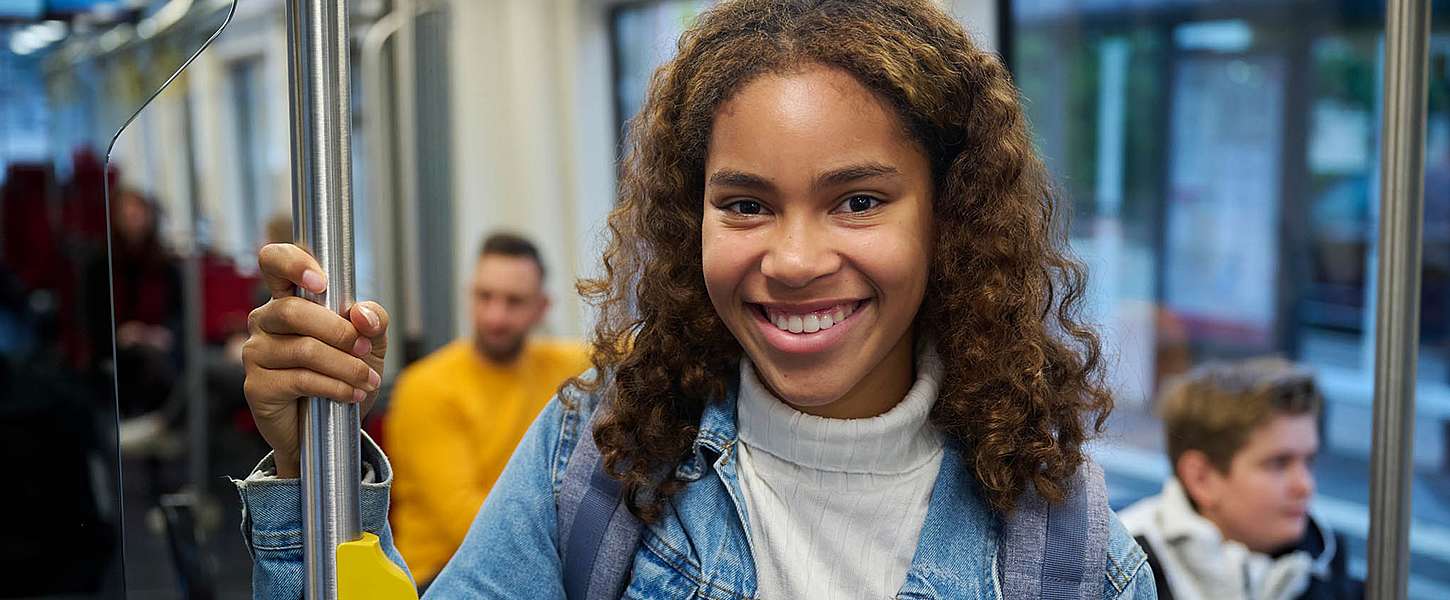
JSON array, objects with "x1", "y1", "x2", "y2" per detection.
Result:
[
  {"x1": 116, "y1": 192, "x2": 153, "y2": 244},
  {"x1": 702, "y1": 65, "x2": 934, "y2": 418}
]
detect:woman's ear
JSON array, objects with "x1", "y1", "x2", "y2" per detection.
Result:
[{"x1": 1176, "y1": 449, "x2": 1223, "y2": 513}]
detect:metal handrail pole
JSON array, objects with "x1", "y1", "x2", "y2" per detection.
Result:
[
  {"x1": 1367, "y1": 0, "x2": 1431, "y2": 598},
  {"x1": 360, "y1": 10, "x2": 404, "y2": 381},
  {"x1": 360, "y1": 0, "x2": 440, "y2": 381},
  {"x1": 393, "y1": 0, "x2": 424, "y2": 349},
  {"x1": 284, "y1": 0, "x2": 361, "y2": 597}
]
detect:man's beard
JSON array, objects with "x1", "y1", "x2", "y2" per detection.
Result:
[{"x1": 475, "y1": 333, "x2": 526, "y2": 364}]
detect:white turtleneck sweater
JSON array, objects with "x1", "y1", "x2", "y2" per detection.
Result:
[{"x1": 734, "y1": 348, "x2": 944, "y2": 600}]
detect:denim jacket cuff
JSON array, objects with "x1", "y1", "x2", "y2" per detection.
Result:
[{"x1": 233, "y1": 431, "x2": 394, "y2": 560}]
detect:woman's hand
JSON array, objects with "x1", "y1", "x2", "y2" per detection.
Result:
[{"x1": 242, "y1": 243, "x2": 389, "y2": 478}]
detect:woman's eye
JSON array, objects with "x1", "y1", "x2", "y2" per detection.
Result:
[
  {"x1": 838, "y1": 195, "x2": 882, "y2": 213},
  {"x1": 725, "y1": 200, "x2": 764, "y2": 215}
]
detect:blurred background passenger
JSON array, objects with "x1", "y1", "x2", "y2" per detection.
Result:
[
  {"x1": 1122, "y1": 358, "x2": 1362, "y2": 600},
  {"x1": 87, "y1": 187, "x2": 182, "y2": 418},
  {"x1": 383, "y1": 231, "x2": 589, "y2": 586}
]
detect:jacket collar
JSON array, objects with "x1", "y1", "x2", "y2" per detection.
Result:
[
  {"x1": 896, "y1": 440, "x2": 1000, "y2": 598},
  {"x1": 674, "y1": 369, "x2": 741, "y2": 482},
  {"x1": 1158, "y1": 478, "x2": 1229, "y2": 546},
  {"x1": 1157, "y1": 477, "x2": 1337, "y2": 578}
]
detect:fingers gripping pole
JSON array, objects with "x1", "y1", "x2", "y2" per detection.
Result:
[{"x1": 284, "y1": 0, "x2": 364, "y2": 597}]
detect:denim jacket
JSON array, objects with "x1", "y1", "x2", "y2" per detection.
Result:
[{"x1": 237, "y1": 374, "x2": 1156, "y2": 599}]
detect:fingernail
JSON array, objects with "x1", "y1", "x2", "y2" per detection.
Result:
[
  {"x1": 352, "y1": 337, "x2": 372, "y2": 357},
  {"x1": 353, "y1": 388, "x2": 366, "y2": 403},
  {"x1": 302, "y1": 270, "x2": 326, "y2": 293},
  {"x1": 359, "y1": 304, "x2": 380, "y2": 329},
  {"x1": 368, "y1": 369, "x2": 381, "y2": 390}
]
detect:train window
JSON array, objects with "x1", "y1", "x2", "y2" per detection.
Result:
[
  {"x1": 1007, "y1": 1, "x2": 1450, "y2": 596},
  {"x1": 0, "y1": 46, "x2": 50, "y2": 178},
  {"x1": 609, "y1": 0, "x2": 713, "y2": 140}
]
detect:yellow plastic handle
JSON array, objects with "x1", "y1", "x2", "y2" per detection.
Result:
[{"x1": 337, "y1": 532, "x2": 420, "y2": 599}]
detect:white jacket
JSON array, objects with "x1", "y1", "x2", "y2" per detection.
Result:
[{"x1": 1120, "y1": 478, "x2": 1338, "y2": 600}]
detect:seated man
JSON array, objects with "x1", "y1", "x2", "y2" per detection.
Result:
[
  {"x1": 1122, "y1": 357, "x2": 1362, "y2": 600},
  {"x1": 384, "y1": 232, "x2": 589, "y2": 587}
]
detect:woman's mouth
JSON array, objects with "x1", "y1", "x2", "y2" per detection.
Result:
[
  {"x1": 746, "y1": 299, "x2": 870, "y2": 355},
  {"x1": 757, "y1": 300, "x2": 863, "y2": 334}
]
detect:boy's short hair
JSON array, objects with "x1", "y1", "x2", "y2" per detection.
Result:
[
  {"x1": 1160, "y1": 357, "x2": 1322, "y2": 475},
  {"x1": 478, "y1": 231, "x2": 546, "y2": 280}
]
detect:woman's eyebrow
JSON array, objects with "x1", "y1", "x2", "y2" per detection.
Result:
[
  {"x1": 814, "y1": 162, "x2": 900, "y2": 190},
  {"x1": 707, "y1": 163, "x2": 900, "y2": 192},
  {"x1": 707, "y1": 169, "x2": 774, "y2": 191}
]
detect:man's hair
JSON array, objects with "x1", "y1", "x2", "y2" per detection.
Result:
[
  {"x1": 1160, "y1": 357, "x2": 1322, "y2": 476},
  {"x1": 478, "y1": 231, "x2": 546, "y2": 280}
]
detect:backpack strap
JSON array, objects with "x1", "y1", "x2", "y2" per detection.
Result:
[
  {"x1": 1133, "y1": 535, "x2": 1175, "y2": 600},
  {"x1": 557, "y1": 399, "x2": 644, "y2": 600},
  {"x1": 998, "y1": 458, "x2": 1110, "y2": 600}
]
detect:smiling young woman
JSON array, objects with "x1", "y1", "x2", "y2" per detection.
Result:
[
  {"x1": 700, "y1": 66, "x2": 934, "y2": 419},
  {"x1": 580, "y1": 0, "x2": 1112, "y2": 523},
  {"x1": 236, "y1": 1, "x2": 1154, "y2": 598}
]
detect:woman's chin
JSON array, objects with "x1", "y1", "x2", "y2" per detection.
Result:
[
  {"x1": 743, "y1": 348, "x2": 864, "y2": 411},
  {"x1": 776, "y1": 390, "x2": 845, "y2": 411},
  {"x1": 757, "y1": 374, "x2": 853, "y2": 411}
]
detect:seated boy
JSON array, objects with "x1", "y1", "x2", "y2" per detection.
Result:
[{"x1": 1121, "y1": 357, "x2": 1362, "y2": 600}]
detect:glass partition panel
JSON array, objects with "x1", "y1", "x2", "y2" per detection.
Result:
[
  {"x1": 1009, "y1": 1, "x2": 1450, "y2": 596},
  {"x1": 0, "y1": 54, "x2": 125, "y2": 592},
  {"x1": 0, "y1": 0, "x2": 220, "y2": 594},
  {"x1": 100, "y1": 2, "x2": 250, "y2": 596}
]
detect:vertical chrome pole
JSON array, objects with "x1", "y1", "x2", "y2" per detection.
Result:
[
  {"x1": 393, "y1": 0, "x2": 425, "y2": 351},
  {"x1": 361, "y1": 11, "x2": 403, "y2": 382},
  {"x1": 285, "y1": 0, "x2": 361, "y2": 598},
  {"x1": 1367, "y1": 0, "x2": 1431, "y2": 598},
  {"x1": 361, "y1": 0, "x2": 434, "y2": 383}
]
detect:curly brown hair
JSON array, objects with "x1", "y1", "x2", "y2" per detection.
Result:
[{"x1": 568, "y1": 0, "x2": 1112, "y2": 521}]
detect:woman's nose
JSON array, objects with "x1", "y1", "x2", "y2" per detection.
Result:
[{"x1": 759, "y1": 218, "x2": 841, "y2": 288}]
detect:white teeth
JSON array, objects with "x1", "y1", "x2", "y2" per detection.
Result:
[{"x1": 765, "y1": 301, "x2": 859, "y2": 334}]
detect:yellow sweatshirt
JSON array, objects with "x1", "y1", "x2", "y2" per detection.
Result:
[{"x1": 383, "y1": 338, "x2": 590, "y2": 584}]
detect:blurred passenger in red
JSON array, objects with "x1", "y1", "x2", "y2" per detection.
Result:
[
  {"x1": 86, "y1": 188, "x2": 182, "y2": 417},
  {"x1": 1, "y1": 164, "x2": 63, "y2": 295},
  {"x1": 1122, "y1": 358, "x2": 1362, "y2": 600},
  {"x1": 384, "y1": 231, "x2": 588, "y2": 586}
]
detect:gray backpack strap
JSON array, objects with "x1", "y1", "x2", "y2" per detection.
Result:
[
  {"x1": 557, "y1": 399, "x2": 643, "y2": 600},
  {"x1": 998, "y1": 458, "x2": 1109, "y2": 600}
]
